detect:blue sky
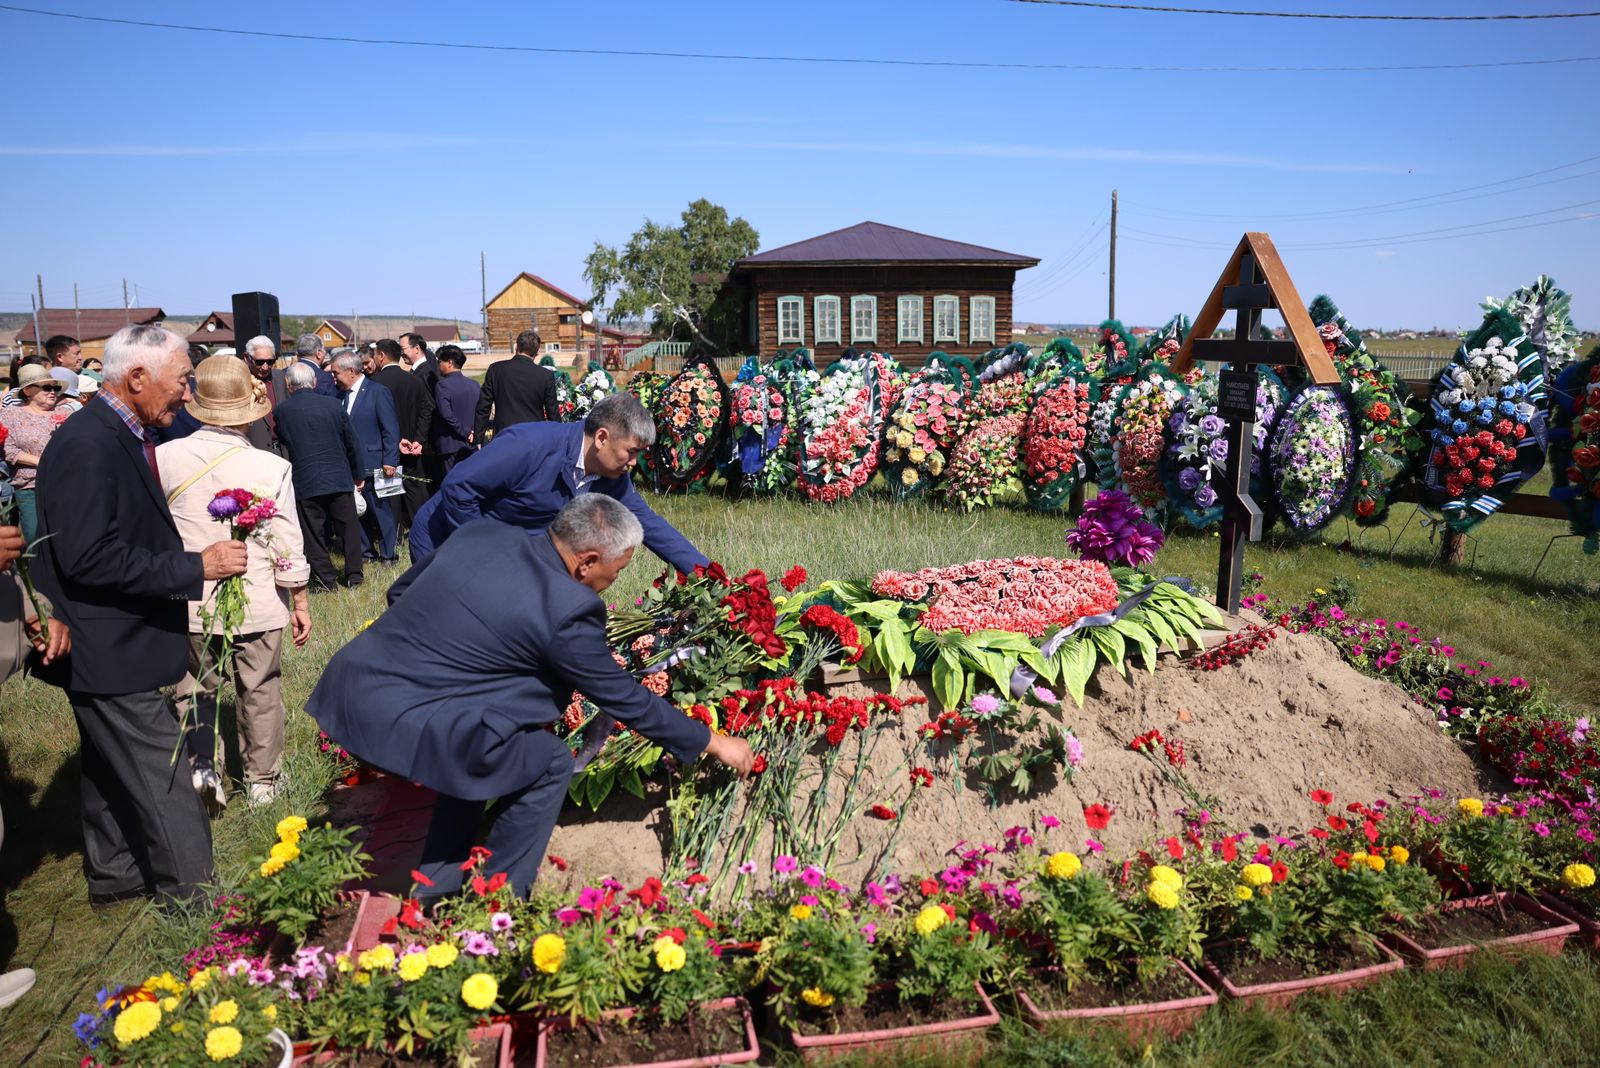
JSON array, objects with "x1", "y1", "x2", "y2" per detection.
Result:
[{"x1": 2, "y1": 0, "x2": 1597, "y2": 331}]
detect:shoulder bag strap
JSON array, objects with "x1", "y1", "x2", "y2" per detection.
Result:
[{"x1": 165, "y1": 445, "x2": 249, "y2": 505}]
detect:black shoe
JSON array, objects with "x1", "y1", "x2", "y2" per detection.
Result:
[
  {"x1": 344, "y1": 574, "x2": 364, "y2": 588},
  {"x1": 90, "y1": 886, "x2": 153, "y2": 908}
]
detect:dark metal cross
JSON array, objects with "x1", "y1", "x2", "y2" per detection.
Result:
[{"x1": 1189, "y1": 253, "x2": 1300, "y2": 614}]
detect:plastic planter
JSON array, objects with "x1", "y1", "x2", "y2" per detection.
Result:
[
  {"x1": 1385, "y1": 892, "x2": 1579, "y2": 970},
  {"x1": 1538, "y1": 891, "x2": 1600, "y2": 954},
  {"x1": 266, "y1": 889, "x2": 372, "y2": 964},
  {"x1": 1013, "y1": 961, "x2": 1216, "y2": 1039},
  {"x1": 533, "y1": 997, "x2": 760, "y2": 1068},
  {"x1": 787, "y1": 982, "x2": 999, "y2": 1064},
  {"x1": 291, "y1": 1022, "x2": 511, "y2": 1066},
  {"x1": 1201, "y1": 941, "x2": 1404, "y2": 1010}
]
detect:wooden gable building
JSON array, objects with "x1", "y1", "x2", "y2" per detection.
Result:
[
  {"x1": 484, "y1": 272, "x2": 626, "y2": 356},
  {"x1": 731, "y1": 222, "x2": 1038, "y2": 363},
  {"x1": 15, "y1": 307, "x2": 166, "y2": 358}
]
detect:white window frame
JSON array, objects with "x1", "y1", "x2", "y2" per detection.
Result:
[
  {"x1": 850, "y1": 295, "x2": 877, "y2": 344},
  {"x1": 969, "y1": 296, "x2": 996, "y2": 344},
  {"x1": 776, "y1": 295, "x2": 804, "y2": 345},
  {"x1": 933, "y1": 295, "x2": 960, "y2": 344},
  {"x1": 813, "y1": 295, "x2": 841, "y2": 345},
  {"x1": 897, "y1": 295, "x2": 924, "y2": 343}
]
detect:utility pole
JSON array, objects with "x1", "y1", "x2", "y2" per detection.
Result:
[
  {"x1": 479, "y1": 251, "x2": 487, "y2": 349},
  {"x1": 123, "y1": 278, "x2": 130, "y2": 319},
  {"x1": 28, "y1": 296, "x2": 42, "y2": 358},
  {"x1": 35, "y1": 275, "x2": 48, "y2": 341},
  {"x1": 353, "y1": 308, "x2": 360, "y2": 347},
  {"x1": 74, "y1": 282, "x2": 81, "y2": 339},
  {"x1": 1108, "y1": 189, "x2": 1118, "y2": 321}
]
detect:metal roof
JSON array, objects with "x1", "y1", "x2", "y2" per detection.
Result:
[
  {"x1": 15, "y1": 308, "x2": 165, "y2": 343},
  {"x1": 737, "y1": 221, "x2": 1038, "y2": 267}
]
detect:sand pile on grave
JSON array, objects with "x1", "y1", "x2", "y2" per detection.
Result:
[{"x1": 542, "y1": 624, "x2": 1499, "y2": 891}]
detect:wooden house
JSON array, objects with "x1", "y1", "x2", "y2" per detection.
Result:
[
  {"x1": 187, "y1": 311, "x2": 292, "y2": 350},
  {"x1": 407, "y1": 323, "x2": 463, "y2": 347},
  {"x1": 730, "y1": 222, "x2": 1038, "y2": 363},
  {"x1": 485, "y1": 272, "x2": 627, "y2": 356},
  {"x1": 313, "y1": 319, "x2": 357, "y2": 349},
  {"x1": 14, "y1": 307, "x2": 166, "y2": 359}
]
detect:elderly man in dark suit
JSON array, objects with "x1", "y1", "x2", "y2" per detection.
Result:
[
  {"x1": 474, "y1": 329, "x2": 559, "y2": 443},
  {"x1": 241, "y1": 334, "x2": 289, "y2": 452},
  {"x1": 293, "y1": 333, "x2": 338, "y2": 397},
  {"x1": 430, "y1": 344, "x2": 480, "y2": 474},
  {"x1": 34, "y1": 323, "x2": 248, "y2": 906},
  {"x1": 409, "y1": 392, "x2": 708, "y2": 573},
  {"x1": 331, "y1": 352, "x2": 401, "y2": 564},
  {"x1": 309, "y1": 495, "x2": 753, "y2": 898},
  {"x1": 370, "y1": 338, "x2": 434, "y2": 534},
  {"x1": 275, "y1": 361, "x2": 365, "y2": 590}
]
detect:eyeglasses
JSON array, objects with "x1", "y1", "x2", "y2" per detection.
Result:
[
  {"x1": 35, "y1": 384, "x2": 63, "y2": 393},
  {"x1": 250, "y1": 358, "x2": 276, "y2": 366}
]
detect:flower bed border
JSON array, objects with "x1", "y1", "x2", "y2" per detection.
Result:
[
  {"x1": 1013, "y1": 960, "x2": 1217, "y2": 1039},
  {"x1": 787, "y1": 982, "x2": 999, "y2": 1064},
  {"x1": 290, "y1": 1022, "x2": 511, "y2": 1066},
  {"x1": 533, "y1": 996, "x2": 760, "y2": 1068},
  {"x1": 1384, "y1": 892, "x2": 1577, "y2": 971},
  {"x1": 1537, "y1": 891, "x2": 1600, "y2": 954},
  {"x1": 1200, "y1": 940, "x2": 1404, "y2": 1010}
]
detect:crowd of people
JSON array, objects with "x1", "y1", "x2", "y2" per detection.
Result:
[{"x1": 0, "y1": 320, "x2": 748, "y2": 1010}]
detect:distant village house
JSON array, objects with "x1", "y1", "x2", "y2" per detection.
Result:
[{"x1": 14, "y1": 307, "x2": 165, "y2": 359}]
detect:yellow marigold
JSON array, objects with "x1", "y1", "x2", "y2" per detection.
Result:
[
  {"x1": 268, "y1": 841, "x2": 300, "y2": 865},
  {"x1": 801, "y1": 987, "x2": 835, "y2": 1008},
  {"x1": 426, "y1": 942, "x2": 459, "y2": 969},
  {"x1": 171, "y1": 1021, "x2": 186, "y2": 1034},
  {"x1": 204, "y1": 1025, "x2": 243, "y2": 1061},
  {"x1": 1350, "y1": 852, "x2": 1369, "y2": 865},
  {"x1": 189, "y1": 968, "x2": 214, "y2": 991},
  {"x1": 334, "y1": 954, "x2": 352, "y2": 974},
  {"x1": 1388, "y1": 845, "x2": 1410, "y2": 865},
  {"x1": 1149, "y1": 865, "x2": 1184, "y2": 890},
  {"x1": 146, "y1": 971, "x2": 185, "y2": 995},
  {"x1": 262, "y1": 1004, "x2": 276, "y2": 1022},
  {"x1": 259, "y1": 857, "x2": 286, "y2": 878},
  {"x1": 358, "y1": 945, "x2": 395, "y2": 972},
  {"x1": 655, "y1": 942, "x2": 687, "y2": 972},
  {"x1": 1563, "y1": 863, "x2": 1597, "y2": 890},
  {"x1": 275, "y1": 815, "x2": 308, "y2": 842},
  {"x1": 1366, "y1": 855, "x2": 1386, "y2": 873},
  {"x1": 460, "y1": 972, "x2": 498, "y2": 1011},
  {"x1": 1146, "y1": 882, "x2": 1180, "y2": 911},
  {"x1": 113, "y1": 1001, "x2": 162, "y2": 1044},
  {"x1": 1458, "y1": 798, "x2": 1485, "y2": 818},
  {"x1": 354, "y1": 972, "x2": 371, "y2": 987},
  {"x1": 532, "y1": 933, "x2": 566, "y2": 974},
  {"x1": 913, "y1": 905, "x2": 950, "y2": 936},
  {"x1": 398, "y1": 952, "x2": 430, "y2": 982},
  {"x1": 1235, "y1": 885, "x2": 1253, "y2": 901},
  {"x1": 790, "y1": 904, "x2": 813, "y2": 921},
  {"x1": 1045, "y1": 852, "x2": 1082, "y2": 880},
  {"x1": 208, "y1": 1000, "x2": 238, "y2": 1025},
  {"x1": 1239, "y1": 863, "x2": 1273, "y2": 888},
  {"x1": 159, "y1": 996, "x2": 179, "y2": 1012},
  {"x1": 1498, "y1": 804, "x2": 1517, "y2": 817}
]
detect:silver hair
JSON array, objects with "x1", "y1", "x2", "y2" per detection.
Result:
[
  {"x1": 244, "y1": 335, "x2": 276, "y2": 358},
  {"x1": 101, "y1": 323, "x2": 186, "y2": 385},
  {"x1": 331, "y1": 353, "x2": 364, "y2": 374},
  {"x1": 549, "y1": 493, "x2": 643, "y2": 561},
  {"x1": 284, "y1": 361, "x2": 317, "y2": 391},
  {"x1": 583, "y1": 392, "x2": 656, "y2": 447},
  {"x1": 296, "y1": 333, "x2": 325, "y2": 357}
]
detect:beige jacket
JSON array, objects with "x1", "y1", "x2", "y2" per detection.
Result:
[
  {"x1": 0, "y1": 572, "x2": 29, "y2": 683},
  {"x1": 157, "y1": 426, "x2": 310, "y2": 634}
]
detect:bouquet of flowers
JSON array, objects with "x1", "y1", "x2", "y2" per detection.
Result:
[
  {"x1": 1021, "y1": 370, "x2": 1093, "y2": 512},
  {"x1": 963, "y1": 365, "x2": 1031, "y2": 423},
  {"x1": 1163, "y1": 368, "x2": 1290, "y2": 530},
  {"x1": 797, "y1": 355, "x2": 886, "y2": 503},
  {"x1": 570, "y1": 361, "x2": 615, "y2": 419},
  {"x1": 1310, "y1": 295, "x2": 1423, "y2": 525},
  {"x1": 728, "y1": 358, "x2": 791, "y2": 491},
  {"x1": 1065, "y1": 489, "x2": 1164, "y2": 568},
  {"x1": 1136, "y1": 314, "x2": 1195, "y2": 383},
  {"x1": 1548, "y1": 348, "x2": 1600, "y2": 551},
  {"x1": 1029, "y1": 337, "x2": 1087, "y2": 381},
  {"x1": 872, "y1": 556, "x2": 1121, "y2": 638},
  {"x1": 1421, "y1": 309, "x2": 1548, "y2": 532},
  {"x1": 882, "y1": 374, "x2": 966, "y2": 499},
  {"x1": 944, "y1": 413, "x2": 1025, "y2": 511},
  {"x1": 538, "y1": 356, "x2": 579, "y2": 421},
  {"x1": 1484, "y1": 274, "x2": 1583, "y2": 373},
  {"x1": 1086, "y1": 319, "x2": 1138, "y2": 378},
  {"x1": 626, "y1": 371, "x2": 669, "y2": 484},
  {"x1": 650, "y1": 353, "x2": 731, "y2": 492},
  {"x1": 1263, "y1": 385, "x2": 1359, "y2": 537},
  {"x1": 1110, "y1": 365, "x2": 1187, "y2": 520}
]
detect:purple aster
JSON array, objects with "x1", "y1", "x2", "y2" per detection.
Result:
[
  {"x1": 971, "y1": 694, "x2": 1000, "y2": 714},
  {"x1": 207, "y1": 495, "x2": 241, "y2": 520}
]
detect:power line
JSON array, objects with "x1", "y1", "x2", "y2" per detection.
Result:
[
  {"x1": 1015, "y1": 217, "x2": 1109, "y2": 294},
  {"x1": 1, "y1": 4, "x2": 1598, "y2": 73},
  {"x1": 1122, "y1": 204, "x2": 1600, "y2": 252},
  {"x1": 1006, "y1": 0, "x2": 1600, "y2": 20},
  {"x1": 1123, "y1": 152, "x2": 1600, "y2": 222}
]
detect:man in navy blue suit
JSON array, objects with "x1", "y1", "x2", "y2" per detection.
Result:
[
  {"x1": 293, "y1": 334, "x2": 338, "y2": 397},
  {"x1": 408, "y1": 393, "x2": 708, "y2": 573},
  {"x1": 331, "y1": 353, "x2": 400, "y2": 563},
  {"x1": 307, "y1": 496, "x2": 754, "y2": 898}
]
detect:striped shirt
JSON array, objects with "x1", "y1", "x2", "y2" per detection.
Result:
[{"x1": 96, "y1": 389, "x2": 147, "y2": 441}]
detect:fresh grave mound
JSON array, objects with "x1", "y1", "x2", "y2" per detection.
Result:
[{"x1": 541, "y1": 623, "x2": 1500, "y2": 891}]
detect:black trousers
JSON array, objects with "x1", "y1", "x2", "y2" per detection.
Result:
[
  {"x1": 70, "y1": 688, "x2": 214, "y2": 903},
  {"x1": 393, "y1": 455, "x2": 429, "y2": 535},
  {"x1": 299, "y1": 490, "x2": 363, "y2": 587}
]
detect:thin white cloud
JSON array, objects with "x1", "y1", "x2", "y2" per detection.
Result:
[
  {"x1": 0, "y1": 133, "x2": 483, "y2": 157},
  {"x1": 1374, "y1": 249, "x2": 1397, "y2": 260},
  {"x1": 674, "y1": 137, "x2": 1409, "y2": 174}
]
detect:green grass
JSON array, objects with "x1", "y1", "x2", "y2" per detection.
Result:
[{"x1": 0, "y1": 486, "x2": 1596, "y2": 1063}]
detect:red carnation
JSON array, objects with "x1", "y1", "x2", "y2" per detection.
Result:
[
  {"x1": 547, "y1": 854, "x2": 569, "y2": 871},
  {"x1": 628, "y1": 876, "x2": 663, "y2": 908},
  {"x1": 870, "y1": 804, "x2": 897, "y2": 820},
  {"x1": 781, "y1": 566, "x2": 808, "y2": 592}
]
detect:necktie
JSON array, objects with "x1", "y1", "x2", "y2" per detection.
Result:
[{"x1": 142, "y1": 435, "x2": 160, "y2": 482}]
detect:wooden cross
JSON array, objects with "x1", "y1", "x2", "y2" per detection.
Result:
[{"x1": 1172, "y1": 233, "x2": 1339, "y2": 614}]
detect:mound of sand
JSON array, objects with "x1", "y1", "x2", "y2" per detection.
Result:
[{"x1": 541, "y1": 623, "x2": 1500, "y2": 891}]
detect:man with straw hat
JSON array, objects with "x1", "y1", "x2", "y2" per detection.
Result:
[{"x1": 158, "y1": 356, "x2": 312, "y2": 809}]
